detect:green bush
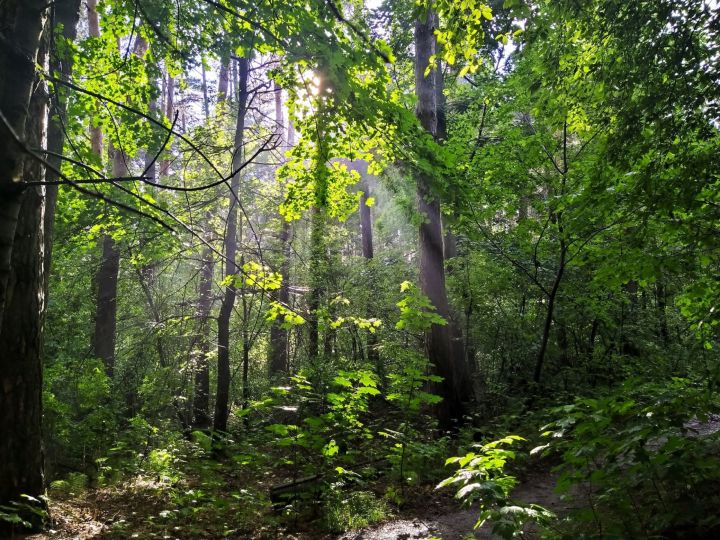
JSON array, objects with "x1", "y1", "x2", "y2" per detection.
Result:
[
  {"x1": 323, "y1": 489, "x2": 390, "y2": 533},
  {"x1": 542, "y1": 378, "x2": 720, "y2": 538}
]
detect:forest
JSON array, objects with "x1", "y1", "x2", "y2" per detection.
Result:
[{"x1": 1, "y1": 0, "x2": 719, "y2": 538}]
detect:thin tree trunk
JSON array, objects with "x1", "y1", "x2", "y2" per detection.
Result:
[
  {"x1": 214, "y1": 56, "x2": 249, "y2": 433},
  {"x1": 269, "y1": 82, "x2": 290, "y2": 376},
  {"x1": 307, "y1": 76, "x2": 330, "y2": 366},
  {"x1": 192, "y1": 236, "x2": 214, "y2": 428},
  {"x1": 159, "y1": 73, "x2": 174, "y2": 178},
  {"x1": 217, "y1": 60, "x2": 229, "y2": 104},
  {"x1": 135, "y1": 265, "x2": 167, "y2": 368},
  {"x1": 201, "y1": 63, "x2": 210, "y2": 121},
  {"x1": 44, "y1": 0, "x2": 82, "y2": 292},
  {"x1": 358, "y1": 163, "x2": 381, "y2": 373},
  {"x1": 415, "y1": 8, "x2": 463, "y2": 430},
  {"x1": 308, "y1": 206, "x2": 325, "y2": 363},
  {"x1": 533, "y1": 240, "x2": 566, "y2": 384}
]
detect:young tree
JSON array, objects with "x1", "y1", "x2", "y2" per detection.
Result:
[
  {"x1": 214, "y1": 56, "x2": 250, "y2": 433},
  {"x1": 268, "y1": 81, "x2": 291, "y2": 377}
]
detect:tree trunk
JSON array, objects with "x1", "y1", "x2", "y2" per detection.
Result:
[
  {"x1": 87, "y1": 0, "x2": 103, "y2": 156},
  {"x1": 415, "y1": 9, "x2": 463, "y2": 430},
  {"x1": 158, "y1": 73, "x2": 174, "y2": 178},
  {"x1": 357, "y1": 163, "x2": 381, "y2": 373},
  {"x1": 268, "y1": 81, "x2": 290, "y2": 377},
  {"x1": 214, "y1": 56, "x2": 249, "y2": 433},
  {"x1": 308, "y1": 206, "x2": 325, "y2": 363},
  {"x1": 44, "y1": 0, "x2": 82, "y2": 291},
  {"x1": 193, "y1": 234, "x2": 214, "y2": 428},
  {"x1": 307, "y1": 75, "x2": 330, "y2": 366},
  {"x1": 0, "y1": 0, "x2": 48, "y2": 331},
  {"x1": 217, "y1": 60, "x2": 229, "y2": 104},
  {"x1": 533, "y1": 240, "x2": 566, "y2": 384},
  {"x1": 0, "y1": 6, "x2": 49, "y2": 521},
  {"x1": 91, "y1": 147, "x2": 126, "y2": 378}
]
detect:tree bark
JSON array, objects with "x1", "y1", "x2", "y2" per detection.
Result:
[
  {"x1": 268, "y1": 81, "x2": 290, "y2": 377},
  {"x1": 0, "y1": 0, "x2": 48, "y2": 331},
  {"x1": 415, "y1": 8, "x2": 463, "y2": 430},
  {"x1": 214, "y1": 56, "x2": 249, "y2": 433},
  {"x1": 0, "y1": 5, "x2": 49, "y2": 521}
]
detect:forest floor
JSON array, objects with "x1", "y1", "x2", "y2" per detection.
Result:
[
  {"x1": 335, "y1": 470, "x2": 570, "y2": 540},
  {"x1": 17, "y1": 467, "x2": 569, "y2": 540}
]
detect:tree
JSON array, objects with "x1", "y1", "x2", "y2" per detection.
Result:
[
  {"x1": 0, "y1": 0, "x2": 63, "y2": 520},
  {"x1": 214, "y1": 55, "x2": 250, "y2": 433},
  {"x1": 268, "y1": 81, "x2": 292, "y2": 377},
  {"x1": 414, "y1": 6, "x2": 464, "y2": 429}
]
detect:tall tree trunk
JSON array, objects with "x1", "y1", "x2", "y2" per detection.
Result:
[
  {"x1": 268, "y1": 82, "x2": 290, "y2": 377},
  {"x1": 307, "y1": 75, "x2": 331, "y2": 367},
  {"x1": 308, "y1": 206, "x2": 325, "y2": 363},
  {"x1": 0, "y1": 0, "x2": 48, "y2": 331},
  {"x1": 415, "y1": 8, "x2": 463, "y2": 430},
  {"x1": 91, "y1": 270, "x2": 119, "y2": 374},
  {"x1": 214, "y1": 56, "x2": 249, "y2": 433},
  {"x1": 357, "y1": 162, "x2": 381, "y2": 373},
  {"x1": 91, "y1": 90, "x2": 130, "y2": 379},
  {"x1": 0, "y1": 5, "x2": 49, "y2": 521},
  {"x1": 44, "y1": 0, "x2": 82, "y2": 291},
  {"x1": 193, "y1": 228, "x2": 214, "y2": 428},
  {"x1": 193, "y1": 68, "x2": 230, "y2": 427},
  {"x1": 87, "y1": 0, "x2": 103, "y2": 156}
]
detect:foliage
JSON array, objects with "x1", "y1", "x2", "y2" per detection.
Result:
[
  {"x1": 541, "y1": 378, "x2": 720, "y2": 538},
  {"x1": 322, "y1": 489, "x2": 390, "y2": 533},
  {"x1": 438, "y1": 436, "x2": 555, "y2": 539}
]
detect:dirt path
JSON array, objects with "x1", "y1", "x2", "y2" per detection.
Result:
[{"x1": 337, "y1": 471, "x2": 569, "y2": 540}]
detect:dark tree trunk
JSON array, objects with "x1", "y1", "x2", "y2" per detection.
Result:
[
  {"x1": 357, "y1": 163, "x2": 381, "y2": 373},
  {"x1": 92, "y1": 148, "x2": 126, "y2": 378},
  {"x1": 0, "y1": 0, "x2": 48, "y2": 331},
  {"x1": 359, "y1": 169, "x2": 374, "y2": 261},
  {"x1": 415, "y1": 9, "x2": 463, "y2": 430},
  {"x1": 214, "y1": 56, "x2": 249, "y2": 433},
  {"x1": 533, "y1": 240, "x2": 566, "y2": 384},
  {"x1": 0, "y1": 8, "x2": 49, "y2": 521}
]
